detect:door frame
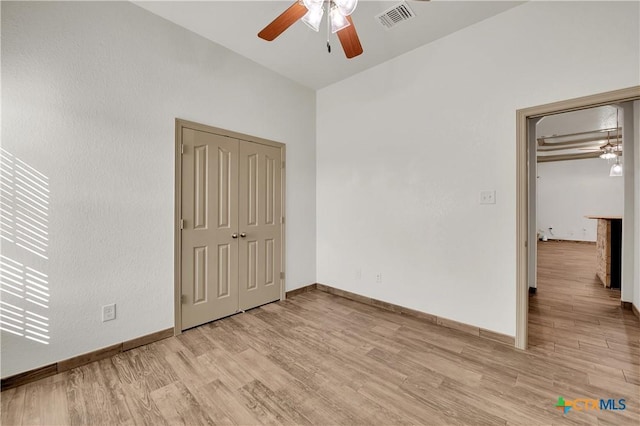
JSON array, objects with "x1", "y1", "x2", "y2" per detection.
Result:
[
  {"x1": 174, "y1": 119, "x2": 286, "y2": 335},
  {"x1": 515, "y1": 86, "x2": 640, "y2": 349}
]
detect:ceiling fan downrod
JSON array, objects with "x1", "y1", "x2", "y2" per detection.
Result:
[{"x1": 326, "y1": 1, "x2": 331, "y2": 53}]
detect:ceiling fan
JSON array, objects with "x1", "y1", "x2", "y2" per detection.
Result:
[
  {"x1": 580, "y1": 110, "x2": 624, "y2": 160},
  {"x1": 258, "y1": 0, "x2": 363, "y2": 59},
  {"x1": 578, "y1": 131, "x2": 622, "y2": 159}
]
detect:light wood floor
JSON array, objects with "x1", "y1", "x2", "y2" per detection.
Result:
[
  {"x1": 2, "y1": 244, "x2": 639, "y2": 425},
  {"x1": 529, "y1": 241, "x2": 640, "y2": 388}
]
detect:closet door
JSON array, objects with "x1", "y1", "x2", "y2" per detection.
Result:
[
  {"x1": 238, "y1": 141, "x2": 282, "y2": 310},
  {"x1": 181, "y1": 128, "x2": 239, "y2": 330}
]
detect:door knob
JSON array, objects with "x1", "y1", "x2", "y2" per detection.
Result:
[
  {"x1": 232, "y1": 233, "x2": 238, "y2": 239},
  {"x1": 240, "y1": 232, "x2": 247, "y2": 238}
]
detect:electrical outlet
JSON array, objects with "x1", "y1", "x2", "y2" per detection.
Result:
[
  {"x1": 480, "y1": 190, "x2": 496, "y2": 204},
  {"x1": 102, "y1": 304, "x2": 116, "y2": 322},
  {"x1": 376, "y1": 273, "x2": 383, "y2": 283}
]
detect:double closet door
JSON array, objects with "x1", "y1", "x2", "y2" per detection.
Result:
[{"x1": 180, "y1": 127, "x2": 283, "y2": 330}]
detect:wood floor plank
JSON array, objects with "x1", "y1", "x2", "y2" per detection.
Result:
[
  {"x1": 79, "y1": 362, "x2": 127, "y2": 425},
  {"x1": 356, "y1": 380, "x2": 446, "y2": 425},
  {"x1": 197, "y1": 347, "x2": 255, "y2": 391},
  {"x1": 17, "y1": 383, "x2": 41, "y2": 425},
  {"x1": 317, "y1": 379, "x2": 413, "y2": 425},
  {"x1": 1, "y1": 384, "x2": 25, "y2": 425},
  {"x1": 126, "y1": 345, "x2": 180, "y2": 392},
  {"x1": 399, "y1": 377, "x2": 508, "y2": 425},
  {"x1": 37, "y1": 379, "x2": 71, "y2": 426},
  {"x1": 65, "y1": 366, "x2": 90, "y2": 425},
  {"x1": 163, "y1": 349, "x2": 216, "y2": 389},
  {"x1": 201, "y1": 321, "x2": 250, "y2": 354},
  {"x1": 119, "y1": 381, "x2": 167, "y2": 426},
  {"x1": 241, "y1": 379, "x2": 314, "y2": 425},
  {"x1": 150, "y1": 382, "x2": 214, "y2": 426},
  {"x1": 190, "y1": 379, "x2": 256, "y2": 426},
  {"x1": 95, "y1": 359, "x2": 134, "y2": 425},
  {"x1": 622, "y1": 368, "x2": 640, "y2": 385}
]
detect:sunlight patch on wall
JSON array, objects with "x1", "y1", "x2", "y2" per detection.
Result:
[
  {"x1": 1, "y1": 148, "x2": 50, "y2": 259},
  {"x1": 0, "y1": 259, "x2": 51, "y2": 345},
  {"x1": 0, "y1": 148, "x2": 50, "y2": 345}
]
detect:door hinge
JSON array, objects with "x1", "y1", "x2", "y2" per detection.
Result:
[
  {"x1": 181, "y1": 144, "x2": 184, "y2": 154},
  {"x1": 281, "y1": 217, "x2": 285, "y2": 224},
  {"x1": 181, "y1": 295, "x2": 187, "y2": 304},
  {"x1": 180, "y1": 219, "x2": 184, "y2": 230},
  {"x1": 282, "y1": 160, "x2": 285, "y2": 169},
  {"x1": 280, "y1": 272, "x2": 285, "y2": 280}
]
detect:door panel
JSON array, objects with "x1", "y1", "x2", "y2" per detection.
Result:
[
  {"x1": 181, "y1": 128, "x2": 239, "y2": 330},
  {"x1": 238, "y1": 142, "x2": 282, "y2": 310},
  {"x1": 193, "y1": 246, "x2": 207, "y2": 303}
]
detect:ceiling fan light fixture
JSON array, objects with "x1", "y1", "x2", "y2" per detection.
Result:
[
  {"x1": 334, "y1": 0, "x2": 358, "y2": 16},
  {"x1": 301, "y1": 6, "x2": 324, "y2": 32},
  {"x1": 609, "y1": 109, "x2": 623, "y2": 177},
  {"x1": 303, "y1": 0, "x2": 324, "y2": 10},
  {"x1": 330, "y1": 7, "x2": 350, "y2": 33},
  {"x1": 610, "y1": 157, "x2": 623, "y2": 177},
  {"x1": 600, "y1": 151, "x2": 617, "y2": 160}
]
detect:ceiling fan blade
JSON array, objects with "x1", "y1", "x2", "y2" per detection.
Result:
[
  {"x1": 258, "y1": 2, "x2": 308, "y2": 41},
  {"x1": 337, "y1": 16, "x2": 363, "y2": 59}
]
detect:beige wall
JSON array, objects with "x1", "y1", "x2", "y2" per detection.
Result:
[
  {"x1": 316, "y1": 1, "x2": 640, "y2": 336},
  {"x1": 1, "y1": 1, "x2": 316, "y2": 377}
]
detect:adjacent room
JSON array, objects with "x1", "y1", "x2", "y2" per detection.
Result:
[
  {"x1": 2, "y1": 1, "x2": 639, "y2": 424},
  {"x1": 528, "y1": 105, "x2": 637, "y2": 358}
]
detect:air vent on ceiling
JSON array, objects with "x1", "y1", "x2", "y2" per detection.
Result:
[{"x1": 375, "y1": 1, "x2": 416, "y2": 30}]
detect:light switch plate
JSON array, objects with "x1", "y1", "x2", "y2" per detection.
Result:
[
  {"x1": 102, "y1": 304, "x2": 116, "y2": 322},
  {"x1": 480, "y1": 190, "x2": 496, "y2": 204}
]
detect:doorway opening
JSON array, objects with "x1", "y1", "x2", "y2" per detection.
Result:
[
  {"x1": 529, "y1": 106, "x2": 626, "y2": 350},
  {"x1": 515, "y1": 86, "x2": 640, "y2": 349}
]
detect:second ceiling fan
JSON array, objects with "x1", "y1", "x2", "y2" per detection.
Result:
[{"x1": 258, "y1": 0, "x2": 363, "y2": 59}]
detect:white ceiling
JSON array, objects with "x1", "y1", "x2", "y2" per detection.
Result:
[
  {"x1": 134, "y1": 0, "x2": 524, "y2": 89},
  {"x1": 537, "y1": 106, "x2": 619, "y2": 139},
  {"x1": 536, "y1": 106, "x2": 622, "y2": 161}
]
